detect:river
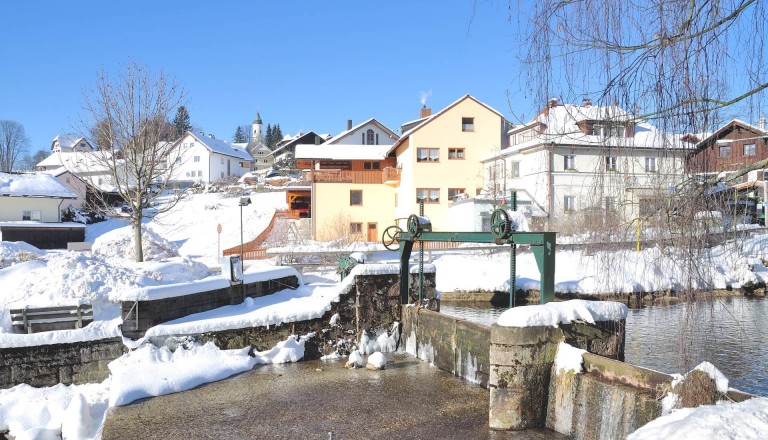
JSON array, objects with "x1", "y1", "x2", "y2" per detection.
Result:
[{"x1": 440, "y1": 296, "x2": 768, "y2": 397}]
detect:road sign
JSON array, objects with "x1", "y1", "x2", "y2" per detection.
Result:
[{"x1": 217, "y1": 224, "x2": 222, "y2": 234}]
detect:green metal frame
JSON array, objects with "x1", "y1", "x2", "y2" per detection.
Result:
[{"x1": 396, "y1": 229, "x2": 556, "y2": 307}]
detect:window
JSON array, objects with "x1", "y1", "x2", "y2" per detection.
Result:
[
  {"x1": 221, "y1": 172, "x2": 224, "y2": 178},
  {"x1": 366, "y1": 129, "x2": 375, "y2": 145},
  {"x1": 448, "y1": 148, "x2": 465, "y2": 159},
  {"x1": 448, "y1": 188, "x2": 466, "y2": 201},
  {"x1": 197, "y1": 170, "x2": 203, "y2": 177},
  {"x1": 509, "y1": 161, "x2": 520, "y2": 178},
  {"x1": 221, "y1": 158, "x2": 224, "y2": 164},
  {"x1": 593, "y1": 124, "x2": 624, "y2": 138},
  {"x1": 744, "y1": 144, "x2": 756, "y2": 157},
  {"x1": 719, "y1": 145, "x2": 731, "y2": 158},
  {"x1": 564, "y1": 155, "x2": 575, "y2": 170},
  {"x1": 605, "y1": 156, "x2": 618, "y2": 171},
  {"x1": 462, "y1": 117, "x2": 474, "y2": 132},
  {"x1": 350, "y1": 190, "x2": 363, "y2": 206},
  {"x1": 194, "y1": 155, "x2": 200, "y2": 162},
  {"x1": 361, "y1": 133, "x2": 365, "y2": 144},
  {"x1": 564, "y1": 196, "x2": 576, "y2": 212},
  {"x1": 416, "y1": 188, "x2": 440, "y2": 203},
  {"x1": 363, "y1": 161, "x2": 381, "y2": 170},
  {"x1": 645, "y1": 157, "x2": 658, "y2": 172},
  {"x1": 22, "y1": 210, "x2": 41, "y2": 221},
  {"x1": 350, "y1": 223, "x2": 363, "y2": 234},
  {"x1": 605, "y1": 197, "x2": 617, "y2": 211},
  {"x1": 417, "y1": 148, "x2": 439, "y2": 162}
]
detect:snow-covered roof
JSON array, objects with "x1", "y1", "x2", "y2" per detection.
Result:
[
  {"x1": 295, "y1": 144, "x2": 391, "y2": 161},
  {"x1": 187, "y1": 132, "x2": 253, "y2": 161},
  {"x1": 0, "y1": 172, "x2": 77, "y2": 198},
  {"x1": 483, "y1": 103, "x2": 692, "y2": 162},
  {"x1": 387, "y1": 95, "x2": 507, "y2": 156},
  {"x1": 694, "y1": 119, "x2": 768, "y2": 149},
  {"x1": 323, "y1": 118, "x2": 399, "y2": 145},
  {"x1": 51, "y1": 134, "x2": 91, "y2": 151}
]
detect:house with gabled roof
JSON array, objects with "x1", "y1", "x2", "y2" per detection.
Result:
[
  {"x1": 0, "y1": 172, "x2": 85, "y2": 248},
  {"x1": 481, "y1": 98, "x2": 691, "y2": 230},
  {"x1": 169, "y1": 131, "x2": 253, "y2": 187},
  {"x1": 50, "y1": 134, "x2": 94, "y2": 153},
  {"x1": 323, "y1": 118, "x2": 399, "y2": 146},
  {"x1": 687, "y1": 118, "x2": 768, "y2": 177},
  {"x1": 271, "y1": 131, "x2": 329, "y2": 169},
  {"x1": 295, "y1": 95, "x2": 511, "y2": 240}
]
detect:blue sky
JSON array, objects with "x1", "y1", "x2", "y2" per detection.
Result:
[{"x1": 0, "y1": 0, "x2": 538, "y2": 152}]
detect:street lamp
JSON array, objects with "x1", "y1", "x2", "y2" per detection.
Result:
[{"x1": 239, "y1": 196, "x2": 251, "y2": 275}]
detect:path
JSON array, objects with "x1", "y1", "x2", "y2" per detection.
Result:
[{"x1": 102, "y1": 353, "x2": 567, "y2": 440}]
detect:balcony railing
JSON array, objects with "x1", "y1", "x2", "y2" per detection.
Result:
[
  {"x1": 309, "y1": 167, "x2": 401, "y2": 185},
  {"x1": 382, "y1": 167, "x2": 400, "y2": 185}
]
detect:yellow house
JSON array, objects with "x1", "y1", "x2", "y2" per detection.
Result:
[
  {"x1": 391, "y1": 95, "x2": 511, "y2": 231},
  {"x1": 296, "y1": 95, "x2": 510, "y2": 242}
]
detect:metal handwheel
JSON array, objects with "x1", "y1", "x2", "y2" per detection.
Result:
[{"x1": 381, "y1": 226, "x2": 402, "y2": 251}]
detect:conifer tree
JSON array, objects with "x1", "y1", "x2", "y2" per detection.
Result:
[
  {"x1": 172, "y1": 106, "x2": 191, "y2": 138},
  {"x1": 265, "y1": 124, "x2": 274, "y2": 148},
  {"x1": 273, "y1": 124, "x2": 283, "y2": 146},
  {"x1": 233, "y1": 126, "x2": 246, "y2": 143}
]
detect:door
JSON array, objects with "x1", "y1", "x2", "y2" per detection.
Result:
[{"x1": 367, "y1": 222, "x2": 378, "y2": 243}]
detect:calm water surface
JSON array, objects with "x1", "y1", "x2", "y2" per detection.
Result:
[{"x1": 440, "y1": 296, "x2": 768, "y2": 397}]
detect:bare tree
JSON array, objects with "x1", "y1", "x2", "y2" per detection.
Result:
[
  {"x1": 78, "y1": 62, "x2": 186, "y2": 262},
  {"x1": 518, "y1": 0, "x2": 766, "y2": 133},
  {"x1": 0, "y1": 120, "x2": 30, "y2": 172}
]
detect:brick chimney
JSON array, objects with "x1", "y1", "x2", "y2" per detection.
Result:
[
  {"x1": 582, "y1": 97, "x2": 592, "y2": 107},
  {"x1": 420, "y1": 105, "x2": 432, "y2": 118},
  {"x1": 549, "y1": 98, "x2": 558, "y2": 108},
  {"x1": 758, "y1": 117, "x2": 766, "y2": 130}
]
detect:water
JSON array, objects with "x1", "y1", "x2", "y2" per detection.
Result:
[{"x1": 440, "y1": 296, "x2": 768, "y2": 397}]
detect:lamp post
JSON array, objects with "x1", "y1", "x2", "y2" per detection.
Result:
[{"x1": 239, "y1": 196, "x2": 252, "y2": 275}]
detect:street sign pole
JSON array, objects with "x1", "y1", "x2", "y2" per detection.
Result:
[{"x1": 217, "y1": 223, "x2": 222, "y2": 260}]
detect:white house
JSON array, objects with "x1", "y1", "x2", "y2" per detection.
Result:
[
  {"x1": 170, "y1": 131, "x2": 253, "y2": 186},
  {"x1": 323, "y1": 118, "x2": 399, "y2": 146},
  {"x1": 0, "y1": 172, "x2": 85, "y2": 248},
  {"x1": 50, "y1": 134, "x2": 94, "y2": 153},
  {"x1": 481, "y1": 99, "x2": 690, "y2": 230}
]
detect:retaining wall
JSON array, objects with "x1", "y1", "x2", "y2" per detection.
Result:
[
  {"x1": 0, "y1": 338, "x2": 124, "y2": 389},
  {"x1": 120, "y1": 275, "x2": 300, "y2": 338}
]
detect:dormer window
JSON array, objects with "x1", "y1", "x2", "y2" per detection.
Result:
[{"x1": 593, "y1": 124, "x2": 624, "y2": 138}]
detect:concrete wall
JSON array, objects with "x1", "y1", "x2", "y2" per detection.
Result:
[
  {"x1": 402, "y1": 307, "x2": 491, "y2": 387},
  {"x1": 0, "y1": 338, "x2": 125, "y2": 389}
]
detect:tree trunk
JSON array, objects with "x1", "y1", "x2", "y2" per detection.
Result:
[{"x1": 133, "y1": 217, "x2": 144, "y2": 262}]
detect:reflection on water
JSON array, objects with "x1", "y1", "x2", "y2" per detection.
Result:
[{"x1": 440, "y1": 297, "x2": 768, "y2": 397}]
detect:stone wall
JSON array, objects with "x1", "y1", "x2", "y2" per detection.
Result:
[
  {"x1": 0, "y1": 338, "x2": 125, "y2": 389},
  {"x1": 121, "y1": 275, "x2": 300, "y2": 338}
]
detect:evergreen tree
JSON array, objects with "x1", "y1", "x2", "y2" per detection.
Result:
[
  {"x1": 172, "y1": 106, "x2": 191, "y2": 138},
  {"x1": 265, "y1": 124, "x2": 273, "y2": 148},
  {"x1": 273, "y1": 124, "x2": 283, "y2": 147},
  {"x1": 233, "y1": 126, "x2": 246, "y2": 143}
]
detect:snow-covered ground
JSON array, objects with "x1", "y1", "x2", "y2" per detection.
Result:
[{"x1": 1, "y1": 189, "x2": 767, "y2": 439}]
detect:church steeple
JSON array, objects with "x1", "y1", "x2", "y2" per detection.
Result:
[{"x1": 252, "y1": 111, "x2": 263, "y2": 143}]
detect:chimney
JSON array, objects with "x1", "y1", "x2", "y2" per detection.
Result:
[
  {"x1": 420, "y1": 105, "x2": 432, "y2": 118},
  {"x1": 208, "y1": 133, "x2": 215, "y2": 139},
  {"x1": 582, "y1": 97, "x2": 592, "y2": 107},
  {"x1": 758, "y1": 117, "x2": 766, "y2": 130},
  {"x1": 347, "y1": 119, "x2": 353, "y2": 130},
  {"x1": 549, "y1": 98, "x2": 558, "y2": 108}
]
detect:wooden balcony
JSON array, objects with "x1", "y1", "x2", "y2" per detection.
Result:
[
  {"x1": 312, "y1": 170, "x2": 382, "y2": 184},
  {"x1": 382, "y1": 167, "x2": 400, "y2": 186}
]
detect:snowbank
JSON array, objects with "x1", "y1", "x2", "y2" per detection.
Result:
[
  {"x1": 554, "y1": 342, "x2": 586, "y2": 374},
  {"x1": 628, "y1": 397, "x2": 768, "y2": 440},
  {"x1": 496, "y1": 299, "x2": 628, "y2": 327},
  {"x1": 92, "y1": 225, "x2": 179, "y2": 261},
  {"x1": 0, "y1": 241, "x2": 43, "y2": 269}
]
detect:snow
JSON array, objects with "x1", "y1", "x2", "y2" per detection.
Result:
[
  {"x1": 367, "y1": 352, "x2": 387, "y2": 369},
  {"x1": 346, "y1": 351, "x2": 365, "y2": 368},
  {"x1": 628, "y1": 397, "x2": 768, "y2": 440},
  {"x1": 0, "y1": 172, "x2": 76, "y2": 198},
  {"x1": 693, "y1": 361, "x2": 730, "y2": 394},
  {"x1": 554, "y1": 342, "x2": 586, "y2": 374},
  {"x1": 496, "y1": 299, "x2": 628, "y2": 327},
  {"x1": 92, "y1": 225, "x2": 180, "y2": 261},
  {"x1": 294, "y1": 143, "x2": 391, "y2": 160}
]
